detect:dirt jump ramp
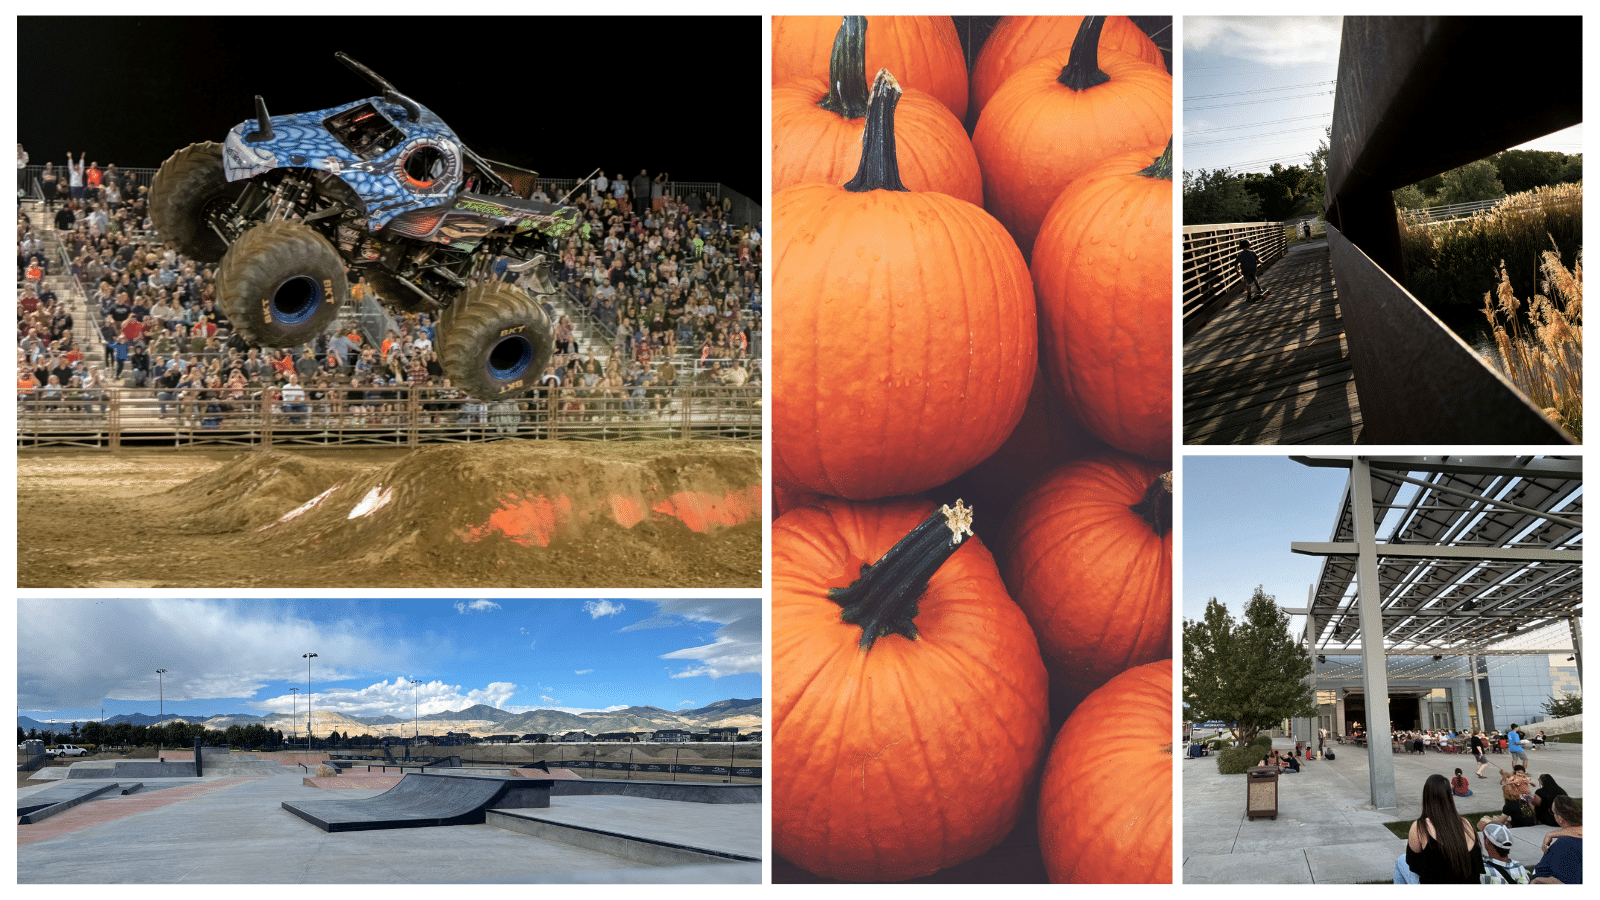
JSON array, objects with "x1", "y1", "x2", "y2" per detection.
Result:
[
  {"x1": 174, "y1": 442, "x2": 760, "y2": 586},
  {"x1": 281, "y1": 772, "x2": 555, "y2": 832}
]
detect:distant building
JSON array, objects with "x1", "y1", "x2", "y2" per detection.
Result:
[
  {"x1": 596, "y1": 731, "x2": 640, "y2": 743},
  {"x1": 518, "y1": 733, "x2": 550, "y2": 744},
  {"x1": 486, "y1": 734, "x2": 519, "y2": 745},
  {"x1": 652, "y1": 729, "x2": 692, "y2": 743},
  {"x1": 708, "y1": 727, "x2": 740, "y2": 742},
  {"x1": 558, "y1": 731, "x2": 594, "y2": 742},
  {"x1": 738, "y1": 731, "x2": 762, "y2": 742}
]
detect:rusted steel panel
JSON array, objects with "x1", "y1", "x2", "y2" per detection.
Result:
[
  {"x1": 1326, "y1": 17, "x2": 1581, "y2": 211},
  {"x1": 1324, "y1": 225, "x2": 1572, "y2": 445}
]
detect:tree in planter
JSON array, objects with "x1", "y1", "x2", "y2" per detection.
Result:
[
  {"x1": 1182, "y1": 586, "x2": 1316, "y2": 747},
  {"x1": 1541, "y1": 691, "x2": 1582, "y2": 719}
]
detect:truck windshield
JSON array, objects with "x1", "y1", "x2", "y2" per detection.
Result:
[{"x1": 325, "y1": 102, "x2": 403, "y2": 159}]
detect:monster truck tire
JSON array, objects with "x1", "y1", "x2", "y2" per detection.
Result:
[
  {"x1": 216, "y1": 221, "x2": 347, "y2": 348},
  {"x1": 438, "y1": 282, "x2": 554, "y2": 400},
  {"x1": 363, "y1": 269, "x2": 441, "y2": 314},
  {"x1": 149, "y1": 142, "x2": 244, "y2": 263}
]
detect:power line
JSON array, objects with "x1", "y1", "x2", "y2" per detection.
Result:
[
  {"x1": 1186, "y1": 91, "x2": 1335, "y2": 111},
  {"x1": 1187, "y1": 127, "x2": 1327, "y2": 148},
  {"x1": 1185, "y1": 114, "x2": 1331, "y2": 136},
  {"x1": 1186, "y1": 80, "x2": 1336, "y2": 101}
]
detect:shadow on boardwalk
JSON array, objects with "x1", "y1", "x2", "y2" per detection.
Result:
[{"x1": 1183, "y1": 239, "x2": 1363, "y2": 444}]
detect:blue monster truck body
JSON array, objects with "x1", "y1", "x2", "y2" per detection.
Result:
[{"x1": 150, "y1": 53, "x2": 576, "y2": 399}]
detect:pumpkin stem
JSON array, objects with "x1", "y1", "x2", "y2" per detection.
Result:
[
  {"x1": 1140, "y1": 138, "x2": 1174, "y2": 181},
  {"x1": 1130, "y1": 471, "x2": 1173, "y2": 537},
  {"x1": 829, "y1": 500, "x2": 975, "y2": 650},
  {"x1": 1057, "y1": 16, "x2": 1111, "y2": 92},
  {"x1": 842, "y1": 69, "x2": 909, "y2": 193},
  {"x1": 816, "y1": 16, "x2": 872, "y2": 119}
]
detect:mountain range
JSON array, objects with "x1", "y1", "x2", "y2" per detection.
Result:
[{"x1": 19, "y1": 698, "x2": 762, "y2": 737}]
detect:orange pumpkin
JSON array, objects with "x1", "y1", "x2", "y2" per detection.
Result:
[
  {"x1": 773, "y1": 16, "x2": 981, "y2": 204},
  {"x1": 773, "y1": 15, "x2": 969, "y2": 121},
  {"x1": 774, "y1": 70, "x2": 1035, "y2": 500},
  {"x1": 774, "y1": 497, "x2": 1050, "y2": 881},
  {"x1": 998, "y1": 453, "x2": 1171, "y2": 711},
  {"x1": 972, "y1": 16, "x2": 1170, "y2": 259},
  {"x1": 970, "y1": 15, "x2": 1164, "y2": 121},
  {"x1": 1032, "y1": 141, "x2": 1172, "y2": 462},
  {"x1": 1038, "y1": 658, "x2": 1172, "y2": 883}
]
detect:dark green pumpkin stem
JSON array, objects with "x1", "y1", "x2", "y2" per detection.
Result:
[
  {"x1": 1058, "y1": 16, "x2": 1111, "y2": 92},
  {"x1": 829, "y1": 500, "x2": 975, "y2": 650},
  {"x1": 843, "y1": 69, "x2": 908, "y2": 193},
  {"x1": 1141, "y1": 139, "x2": 1174, "y2": 181},
  {"x1": 1130, "y1": 471, "x2": 1173, "y2": 537},
  {"x1": 817, "y1": 16, "x2": 871, "y2": 119}
]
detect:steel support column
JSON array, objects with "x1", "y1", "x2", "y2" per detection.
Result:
[
  {"x1": 1351, "y1": 457, "x2": 1397, "y2": 808},
  {"x1": 1469, "y1": 653, "x2": 1485, "y2": 734},
  {"x1": 1569, "y1": 617, "x2": 1583, "y2": 688}
]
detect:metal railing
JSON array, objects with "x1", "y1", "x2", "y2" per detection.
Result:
[
  {"x1": 1323, "y1": 16, "x2": 1577, "y2": 443},
  {"x1": 1181, "y1": 221, "x2": 1286, "y2": 338},
  {"x1": 17, "y1": 383, "x2": 761, "y2": 450}
]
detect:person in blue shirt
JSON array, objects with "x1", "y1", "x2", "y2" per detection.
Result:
[
  {"x1": 1531, "y1": 795, "x2": 1583, "y2": 883},
  {"x1": 1507, "y1": 724, "x2": 1528, "y2": 767}
]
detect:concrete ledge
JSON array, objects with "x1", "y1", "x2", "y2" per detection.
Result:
[
  {"x1": 67, "y1": 760, "x2": 197, "y2": 779},
  {"x1": 18, "y1": 782, "x2": 125, "y2": 824},
  {"x1": 487, "y1": 810, "x2": 759, "y2": 865},
  {"x1": 549, "y1": 779, "x2": 758, "y2": 804}
]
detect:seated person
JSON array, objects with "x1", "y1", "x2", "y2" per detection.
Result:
[
  {"x1": 1280, "y1": 752, "x2": 1300, "y2": 774},
  {"x1": 1478, "y1": 823, "x2": 1531, "y2": 884},
  {"x1": 1535, "y1": 775, "x2": 1569, "y2": 828},
  {"x1": 1451, "y1": 768, "x2": 1473, "y2": 798},
  {"x1": 1531, "y1": 795, "x2": 1583, "y2": 884}
]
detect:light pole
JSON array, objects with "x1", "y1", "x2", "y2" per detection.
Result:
[
  {"x1": 155, "y1": 669, "x2": 167, "y2": 756},
  {"x1": 303, "y1": 653, "x2": 317, "y2": 755},
  {"x1": 290, "y1": 688, "x2": 299, "y2": 752},
  {"x1": 411, "y1": 680, "x2": 421, "y2": 743}
]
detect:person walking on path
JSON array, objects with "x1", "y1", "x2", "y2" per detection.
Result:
[
  {"x1": 1472, "y1": 730, "x2": 1490, "y2": 778},
  {"x1": 1237, "y1": 239, "x2": 1266, "y2": 301}
]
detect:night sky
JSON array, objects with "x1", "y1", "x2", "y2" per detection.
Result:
[{"x1": 17, "y1": 16, "x2": 761, "y2": 201}]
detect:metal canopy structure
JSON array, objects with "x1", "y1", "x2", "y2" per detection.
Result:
[
  {"x1": 1286, "y1": 456, "x2": 1581, "y2": 809},
  {"x1": 1291, "y1": 456, "x2": 1582, "y2": 653}
]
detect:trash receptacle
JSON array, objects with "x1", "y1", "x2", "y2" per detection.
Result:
[{"x1": 1247, "y1": 766, "x2": 1279, "y2": 821}]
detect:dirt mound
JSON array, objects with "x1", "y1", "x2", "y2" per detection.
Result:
[{"x1": 171, "y1": 451, "x2": 364, "y2": 531}]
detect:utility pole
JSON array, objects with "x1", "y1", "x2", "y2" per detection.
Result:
[
  {"x1": 155, "y1": 669, "x2": 167, "y2": 757},
  {"x1": 290, "y1": 688, "x2": 299, "y2": 753},
  {"x1": 302, "y1": 653, "x2": 317, "y2": 756},
  {"x1": 411, "y1": 679, "x2": 421, "y2": 743}
]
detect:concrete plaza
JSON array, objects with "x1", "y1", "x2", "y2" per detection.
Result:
[
  {"x1": 18, "y1": 770, "x2": 760, "y2": 883},
  {"x1": 1183, "y1": 737, "x2": 1583, "y2": 883}
]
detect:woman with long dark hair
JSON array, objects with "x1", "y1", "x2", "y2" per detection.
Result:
[
  {"x1": 1535, "y1": 774, "x2": 1569, "y2": 828},
  {"x1": 1406, "y1": 773, "x2": 1482, "y2": 882}
]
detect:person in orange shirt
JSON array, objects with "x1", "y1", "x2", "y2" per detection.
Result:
[{"x1": 17, "y1": 369, "x2": 41, "y2": 399}]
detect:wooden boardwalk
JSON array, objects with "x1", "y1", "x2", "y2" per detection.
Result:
[{"x1": 1182, "y1": 240, "x2": 1363, "y2": 444}]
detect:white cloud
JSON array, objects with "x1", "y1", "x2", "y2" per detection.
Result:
[
  {"x1": 629, "y1": 599, "x2": 761, "y2": 679},
  {"x1": 454, "y1": 600, "x2": 501, "y2": 615},
  {"x1": 17, "y1": 599, "x2": 419, "y2": 710},
  {"x1": 248, "y1": 678, "x2": 518, "y2": 718},
  {"x1": 575, "y1": 669, "x2": 594, "y2": 675},
  {"x1": 677, "y1": 700, "x2": 694, "y2": 707},
  {"x1": 583, "y1": 600, "x2": 626, "y2": 618},
  {"x1": 1184, "y1": 16, "x2": 1343, "y2": 68}
]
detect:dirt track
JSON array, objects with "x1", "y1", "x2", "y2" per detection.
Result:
[{"x1": 18, "y1": 442, "x2": 761, "y2": 588}]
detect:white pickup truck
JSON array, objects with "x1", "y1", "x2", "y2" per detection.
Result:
[{"x1": 47, "y1": 744, "x2": 90, "y2": 757}]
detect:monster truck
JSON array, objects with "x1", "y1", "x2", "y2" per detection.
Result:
[{"x1": 150, "y1": 52, "x2": 579, "y2": 399}]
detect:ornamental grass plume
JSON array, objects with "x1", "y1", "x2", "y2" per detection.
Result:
[{"x1": 1481, "y1": 241, "x2": 1582, "y2": 440}]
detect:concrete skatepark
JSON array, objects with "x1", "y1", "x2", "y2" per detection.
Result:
[
  {"x1": 1183, "y1": 737, "x2": 1584, "y2": 883},
  {"x1": 19, "y1": 752, "x2": 760, "y2": 883}
]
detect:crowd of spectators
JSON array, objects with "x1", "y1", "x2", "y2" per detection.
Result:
[{"x1": 19, "y1": 157, "x2": 761, "y2": 433}]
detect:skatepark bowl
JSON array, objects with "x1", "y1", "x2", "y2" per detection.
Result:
[{"x1": 19, "y1": 759, "x2": 761, "y2": 883}]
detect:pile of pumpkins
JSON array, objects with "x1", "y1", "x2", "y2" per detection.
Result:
[{"x1": 772, "y1": 16, "x2": 1173, "y2": 883}]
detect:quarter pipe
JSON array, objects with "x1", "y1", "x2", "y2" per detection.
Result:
[{"x1": 281, "y1": 772, "x2": 554, "y2": 832}]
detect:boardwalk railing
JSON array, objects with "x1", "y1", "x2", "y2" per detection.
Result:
[
  {"x1": 17, "y1": 383, "x2": 760, "y2": 450},
  {"x1": 1323, "y1": 16, "x2": 1577, "y2": 443},
  {"x1": 1181, "y1": 221, "x2": 1286, "y2": 339}
]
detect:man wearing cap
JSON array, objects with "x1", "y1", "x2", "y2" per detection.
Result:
[{"x1": 1479, "y1": 823, "x2": 1530, "y2": 883}]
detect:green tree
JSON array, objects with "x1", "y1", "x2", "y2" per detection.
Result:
[
  {"x1": 1438, "y1": 159, "x2": 1505, "y2": 205},
  {"x1": 1541, "y1": 691, "x2": 1581, "y2": 719},
  {"x1": 1183, "y1": 586, "x2": 1316, "y2": 746},
  {"x1": 1183, "y1": 167, "x2": 1262, "y2": 225},
  {"x1": 1392, "y1": 184, "x2": 1429, "y2": 210}
]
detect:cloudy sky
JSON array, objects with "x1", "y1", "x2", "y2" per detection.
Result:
[
  {"x1": 1182, "y1": 16, "x2": 1582, "y2": 175},
  {"x1": 18, "y1": 599, "x2": 761, "y2": 723}
]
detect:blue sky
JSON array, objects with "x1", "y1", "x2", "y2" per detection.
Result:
[
  {"x1": 18, "y1": 599, "x2": 760, "y2": 723},
  {"x1": 1182, "y1": 16, "x2": 1583, "y2": 175},
  {"x1": 1182, "y1": 455, "x2": 1350, "y2": 629}
]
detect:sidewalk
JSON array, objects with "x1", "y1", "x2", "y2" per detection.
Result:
[{"x1": 1183, "y1": 738, "x2": 1584, "y2": 883}]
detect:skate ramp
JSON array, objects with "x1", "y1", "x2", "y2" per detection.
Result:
[
  {"x1": 281, "y1": 772, "x2": 555, "y2": 832},
  {"x1": 18, "y1": 782, "x2": 130, "y2": 823},
  {"x1": 67, "y1": 760, "x2": 196, "y2": 778},
  {"x1": 548, "y1": 779, "x2": 759, "y2": 804}
]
